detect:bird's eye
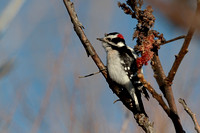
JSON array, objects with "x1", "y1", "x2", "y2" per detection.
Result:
[{"x1": 106, "y1": 38, "x2": 111, "y2": 41}]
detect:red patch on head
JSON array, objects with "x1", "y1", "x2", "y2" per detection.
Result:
[{"x1": 117, "y1": 34, "x2": 124, "y2": 40}]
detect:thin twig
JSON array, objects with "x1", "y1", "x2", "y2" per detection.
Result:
[
  {"x1": 113, "y1": 99, "x2": 120, "y2": 104},
  {"x1": 167, "y1": 0, "x2": 200, "y2": 83},
  {"x1": 79, "y1": 68, "x2": 107, "y2": 78},
  {"x1": 179, "y1": 98, "x2": 200, "y2": 133},
  {"x1": 160, "y1": 35, "x2": 186, "y2": 45}
]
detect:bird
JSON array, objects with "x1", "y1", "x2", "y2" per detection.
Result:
[{"x1": 97, "y1": 32, "x2": 149, "y2": 116}]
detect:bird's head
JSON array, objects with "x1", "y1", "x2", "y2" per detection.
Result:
[{"x1": 97, "y1": 32, "x2": 126, "y2": 50}]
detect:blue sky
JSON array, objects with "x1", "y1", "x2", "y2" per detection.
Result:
[{"x1": 0, "y1": 0, "x2": 200, "y2": 133}]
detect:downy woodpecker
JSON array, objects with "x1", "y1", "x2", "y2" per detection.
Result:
[{"x1": 97, "y1": 32, "x2": 149, "y2": 115}]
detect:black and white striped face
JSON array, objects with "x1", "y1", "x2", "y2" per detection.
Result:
[{"x1": 100, "y1": 32, "x2": 126, "y2": 49}]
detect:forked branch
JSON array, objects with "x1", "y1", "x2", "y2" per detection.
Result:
[
  {"x1": 138, "y1": 72, "x2": 170, "y2": 116},
  {"x1": 167, "y1": 0, "x2": 200, "y2": 83}
]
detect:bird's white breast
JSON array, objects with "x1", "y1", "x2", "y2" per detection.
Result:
[
  {"x1": 107, "y1": 50, "x2": 130, "y2": 85},
  {"x1": 106, "y1": 49, "x2": 139, "y2": 107}
]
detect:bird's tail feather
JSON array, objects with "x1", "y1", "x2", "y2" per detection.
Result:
[{"x1": 130, "y1": 89, "x2": 148, "y2": 117}]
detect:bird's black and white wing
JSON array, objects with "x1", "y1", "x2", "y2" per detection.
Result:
[{"x1": 121, "y1": 47, "x2": 149, "y2": 100}]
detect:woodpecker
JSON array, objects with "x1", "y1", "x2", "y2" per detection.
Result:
[{"x1": 97, "y1": 32, "x2": 149, "y2": 115}]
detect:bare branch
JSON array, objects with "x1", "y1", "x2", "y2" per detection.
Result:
[
  {"x1": 138, "y1": 72, "x2": 170, "y2": 116},
  {"x1": 134, "y1": 114, "x2": 155, "y2": 133},
  {"x1": 160, "y1": 35, "x2": 186, "y2": 46},
  {"x1": 179, "y1": 98, "x2": 200, "y2": 133},
  {"x1": 151, "y1": 55, "x2": 176, "y2": 110},
  {"x1": 167, "y1": 0, "x2": 200, "y2": 83},
  {"x1": 118, "y1": 2, "x2": 134, "y2": 16},
  {"x1": 151, "y1": 55, "x2": 185, "y2": 133},
  {"x1": 79, "y1": 68, "x2": 107, "y2": 78}
]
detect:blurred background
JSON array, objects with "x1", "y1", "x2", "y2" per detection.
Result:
[{"x1": 0, "y1": 0, "x2": 200, "y2": 133}]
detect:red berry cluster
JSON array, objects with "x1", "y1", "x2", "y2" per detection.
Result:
[{"x1": 136, "y1": 34, "x2": 155, "y2": 68}]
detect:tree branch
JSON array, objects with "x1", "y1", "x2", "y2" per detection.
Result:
[
  {"x1": 151, "y1": 55, "x2": 185, "y2": 133},
  {"x1": 138, "y1": 72, "x2": 170, "y2": 116},
  {"x1": 167, "y1": 0, "x2": 200, "y2": 83},
  {"x1": 79, "y1": 68, "x2": 106, "y2": 78},
  {"x1": 179, "y1": 98, "x2": 200, "y2": 133},
  {"x1": 160, "y1": 35, "x2": 185, "y2": 46},
  {"x1": 151, "y1": 55, "x2": 176, "y2": 111},
  {"x1": 63, "y1": 0, "x2": 154, "y2": 132}
]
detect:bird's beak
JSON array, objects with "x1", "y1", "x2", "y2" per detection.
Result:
[
  {"x1": 96, "y1": 37, "x2": 104, "y2": 42},
  {"x1": 97, "y1": 33, "x2": 107, "y2": 42}
]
